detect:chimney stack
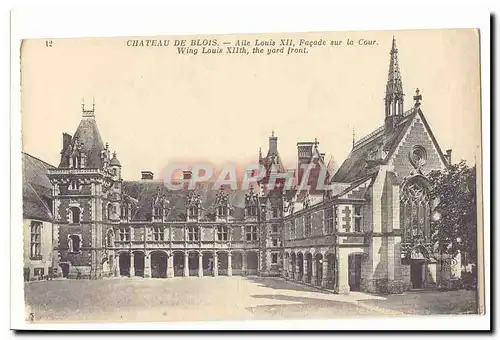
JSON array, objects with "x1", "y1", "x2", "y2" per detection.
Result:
[
  {"x1": 183, "y1": 170, "x2": 192, "y2": 180},
  {"x1": 446, "y1": 149, "x2": 452, "y2": 165},
  {"x1": 141, "y1": 171, "x2": 154, "y2": 180},
  {"x1": 268, "y1": 131, "x2": 278, "y2": 155},
  {"x1": 62, "y1": 133, "x2": 72, "y2": 152}
]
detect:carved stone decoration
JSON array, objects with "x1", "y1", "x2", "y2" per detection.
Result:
[{"x1": 409, "y1": 144, "x2": 428, "y2": 170}]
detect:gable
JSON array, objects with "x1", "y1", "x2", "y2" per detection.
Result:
[{"x1": 388, "y1": 110, "x2": 448, "y2": 180}]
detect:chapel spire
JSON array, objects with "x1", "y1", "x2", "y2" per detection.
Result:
[{"x1": 385, "y1": 37, "x2": 405, "y2": 134}]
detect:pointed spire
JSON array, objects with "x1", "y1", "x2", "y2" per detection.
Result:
[
  {"x1": 352, "y1": 128, "x2": 356, "y2": 148},
  {"x1": 385, "y1": 37, "x2": 405, "y2": 135},
  {"x1": 386, "y1": 36, "x2": 404, "y2": 105}
]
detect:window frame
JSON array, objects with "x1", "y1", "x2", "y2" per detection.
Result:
[
  {"x1": 354, "y1": 206, "x2": 362, "y2": 232},
  {"x1": 69, "y1": 206, "x2": 81, "y2": 224},
  {"x1": 217, "y1": 225, "x2": 229, "y2": 241},
  {"x1": 304, "y1": 213, "x2": 312, "y2": 237},
  {"x1": 119, "y1": 227, "x2": 131, "y2": 241},
  {"x1": 153, "y1": 226, "x2": 164, "y2": 241},
  {"x1": 30, "y1": 221, "x2": 42, "y2": 259},
  {"x1": 245, "y1": 225, "x2": 258, "y2": 241},
  {"x1": 325, "y1": 206, "x2": 335, "y2": 234},
  {"x1": 188, "y1": 225, "x2": 200, "y2": 242}
]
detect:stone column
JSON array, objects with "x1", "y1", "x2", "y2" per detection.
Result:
[
  {"x1": 166, "y1": 254, "x2": 174, "y2": 278},
  {"x1": 144, "y1": 254, "x2": 151, "y2": 278},
  {"x1": 288, "y1": 259, "x2": 293, "y2": 280},
  {"x1": 321, "y1": 258, "x2": 328, "y2": 288},
  {"x1": 198, "y1": 253, "x2": 203, "y2": 277},
  {"x1": 213, "y1": 252, "x2": 219, "y2": 276},
  {"x1": 183, "y1": 252, "x2": 189, "y2": 277},
  {"x1": 311, "y1": 257, "x2": 317, "y2": 286},
  {"x1": 129, "y1": 252, "x2": 135, "y2": 277},
  {"x1": 114, "y1": 254, "x2": 119, "y2": 276},
  {"x1": 283, "y1": 256, "x2": 288, "y2": 278},
  {"x1": 242, "y1": 252, "x2": 247, "y2": 276},
  {"x1": 227, "y1": 252, "x2": 233, "y2": 276},
  {"x1": 338, "y1": 250, "x2": 350, "y2": 294},
  {"x1": 295, "y1": 259, "x2": 300, "y2": 281},
  {"x1": 303, "y1": 257, "x2": 308, "y2": 282}
]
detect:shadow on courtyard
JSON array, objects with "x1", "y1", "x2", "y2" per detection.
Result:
[
  {"x1": 357, "y1": 290, "x2": 478, "y2": 315},
  {"x1": 244, "y1": 276, "x2": 330, "y2": 294},
  {"x1": 246, "y1": 294, "x2": 382, "y2": 318}
]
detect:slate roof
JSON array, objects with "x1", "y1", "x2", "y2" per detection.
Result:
[
  {"x1": 22, "y1": 152, "x2": 54, "y2": 222},
  {"x1": 332, "y1": 108, "x2": 418, "y2": 183},
  {"x1": 59, "y1": 117, "x2": 106, "y2": 169},
  {"x1": 122, "y1": 181, "x2": 252, "y2": 222}
]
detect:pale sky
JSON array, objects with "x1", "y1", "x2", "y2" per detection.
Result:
[{"x1": 21, "y1": 29, "x2": 481, "y2": 180}]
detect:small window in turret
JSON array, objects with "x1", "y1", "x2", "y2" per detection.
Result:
[{"x1": 70, "y1": 180, "x2": 80, "y2": 190}]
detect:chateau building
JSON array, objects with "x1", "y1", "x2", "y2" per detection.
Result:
[{"x1": 23, "y1": 38, "x2": 461, "y2": 293}]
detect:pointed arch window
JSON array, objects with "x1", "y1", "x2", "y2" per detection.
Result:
[
  {"x1": 188, "y1": 206, "x2": 199, "y2": 220},
  {"x1": 400, "y1": 177, "x2": 431, "y2": 245}
]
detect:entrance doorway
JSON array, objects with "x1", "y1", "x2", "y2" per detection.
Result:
[
  {"x1": 348, "y1": 254, "x2": 362, "y2": 291},
  {"x1": 411, "y1": 261, "x2": 425, "y2": 289},
  {"x1": 60, "y1": 263, "x2": 70, "y2": 278},
  {"x1": 119, "y1": 253, "x2": 130, "y2": 276}
]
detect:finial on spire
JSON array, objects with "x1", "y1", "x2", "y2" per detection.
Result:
[
  {"x1": 271, "y1": 130, "x2": 275, "y2": 137},
  {"x1": 314, "y1": 138, "x2": 319, "y2": 147},
  {"x1": 81, "y1": 98, "x2": 95, "y2": 118},
  {"x1": 352, "y1": 128, "x2": 356, "y2": 148},
  {"x1": 413, "y1": 88, "x2": 422, "y2": 106}
]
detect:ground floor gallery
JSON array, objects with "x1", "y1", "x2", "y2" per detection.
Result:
[{"x1": 98, "y1": 250, "x2": 261, "y2": 278}]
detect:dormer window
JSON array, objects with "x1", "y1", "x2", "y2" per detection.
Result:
[
  {"x1": 70, "y1": 180, "x2": 80, "y2": 190},
  {"x1": 217, "y1": 206, "x2": 228, "y2": 217},
  {"x1": 188, "y1": 206, "x2": 199, "y2": 220},
  {"x1": 246, "y1": 205, "x2": 257, "y2": 217},
  {"x1": 154, "y1": 206, "x2": 161, "y2": 218}
]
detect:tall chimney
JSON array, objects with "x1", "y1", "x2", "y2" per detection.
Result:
[
  {"x1": 446, "y1": 149, "x2": 452, "y2": 165},
  {"x1": 141, "y1": 171, "x2": 154, "y2": 180},
  {"x1": 268, "y1": 131, "x2": 278, "y2": 155},
  {"x1": 183, "y1": 170, "x2": 192, "y2": 180},
  {"x1": 62, "y1": 133, "x2": 72, "y2": 152}
]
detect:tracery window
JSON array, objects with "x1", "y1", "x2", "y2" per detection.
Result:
[{"x1": 400, "y1": 177, "x2": 430, "y2": 245}]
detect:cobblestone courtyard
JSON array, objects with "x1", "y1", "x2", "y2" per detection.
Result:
[{"x1": 24, "y1": 276, "x2": 477, "y2": 323}]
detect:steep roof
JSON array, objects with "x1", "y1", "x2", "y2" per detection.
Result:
[
  {"x1": 22, "y1": 152, "x2": 54, "y2": 221},
  {"x1": 332, "y1": 108, "x2": 417, "y2": 183},
  {"x1": 59, "y1": 117, "x2": 106, "y2": 169},
  {"x1": 122, "y1": 181, "x2": 252, "y2": 222}
]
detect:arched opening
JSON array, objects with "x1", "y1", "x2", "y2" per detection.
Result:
[
  {"x1": 133, "y1": 251, "x2": 145, "y2": 277},
  {"x1": 173, "y1": 252, "x2": 184, "y2": 277},
  {"x1": 315, "y1": 253, "x2": 324, "y2": 286},
  {"x1": 69, "y1": 207, "x2": 80, "y2": 224},
  {"x1": 246, "y1": 251, "x2": 258, "y2": 275},
  {"x1": 203, "y1": 252, "x2": 214, "y2": 276},
  {"x1": 291, "y1": 253, "x2": 297, "y2": 280},
  {"x1": 231, "y1": 252, "x2": 243, "y2": 275},
  {"x1": 119, "y1": 253, "x2": 130, "y2": 276},
  {"x1": 305, "y1": 253, "x2": 313, "y2": 283},
  {"x1": 218, "y1": 252, "x2": 229, "y2": 276},
  {"x1": 297, "y1": 253, "x2": 304, "y2": 281},
  {"x1": 348, "y1": 253, "x2": 363, "y2": 291},
  {"x1": 150, "y1": 251, "x2": 167, "y2": 278},
  {"x1": 188, "y1": 252, "x2": 200, "y2": 276}
]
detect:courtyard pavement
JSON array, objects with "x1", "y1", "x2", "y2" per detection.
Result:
[{"x1": 24, "y1": 276, "x2": 478, "y2": 323}]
